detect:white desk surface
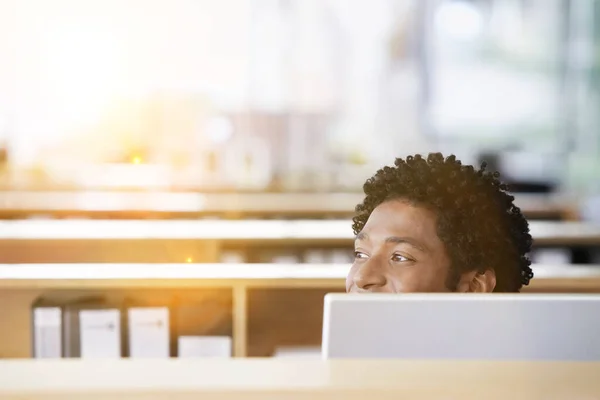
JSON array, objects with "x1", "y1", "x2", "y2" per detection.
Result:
[
  {"x1": 0, "y1": 263, "x2": 348, "y2": 289},
  {"x1": 1, "y1": 219, "x2": 599, "y2": 245},
  {"x1": 0, "y1": 263, "x2": 598, "y2": 290},
  {"x1": 0, "y1": 359, "x2": 597, "y2": 400}
]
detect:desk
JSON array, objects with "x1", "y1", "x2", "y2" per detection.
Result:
[
  {"x1": 1, "y1": 220, "x2": 599, "y2": 263},
  {"x1": 0, "y1": 191, "x2": 576, "y2": 220},
  {"x1": 1, "y1": 263, "x2": 600, "y2": 359},
  {"x1": 0, "y1": 359, "x2": 598, "y2": 399}
]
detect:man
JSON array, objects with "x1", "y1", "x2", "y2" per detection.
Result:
[{"x1": 347, "y1": 153, "x2": 534, "y2": 293}]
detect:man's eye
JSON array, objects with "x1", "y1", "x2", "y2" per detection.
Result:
[
  {"x1": 354, "y1": 251, "x2": 368, "y2": 260},
  {"x1": 391, "y1": 254, "x2": 410, "y2": 262}
]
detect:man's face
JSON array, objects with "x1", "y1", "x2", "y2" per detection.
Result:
[{"x1": 346, "y1": 199, "x2": 452, "y2": 293}]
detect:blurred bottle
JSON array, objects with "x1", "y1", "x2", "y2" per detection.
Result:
[
  {"x1": 223, "y1": 134, "x2": 273, "y2": 191},
  {"x1": 181, "y1": 115, "x2": 234, "y2": 190},
  {"x1": 282, "y1": 113, "x2": 333, "y2": 192},
  {"x1": 0, "y1": 140, "x2": 7, "y2": 173}
]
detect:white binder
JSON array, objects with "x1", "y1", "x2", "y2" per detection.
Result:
[
  {"x1": 127, "y1": 307, "x2": 170, "y2": 358},
  {"x1": 32, "y1": 303, "x2": 62, "y2": 358}
]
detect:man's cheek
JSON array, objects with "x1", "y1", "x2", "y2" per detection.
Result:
[{"x1": 345, "y1": 267, "x2": 357, "y2": 292}]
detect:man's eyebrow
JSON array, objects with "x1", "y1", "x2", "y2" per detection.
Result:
[
  {"x1": 356, "y1": 231, "x2": 368, "y2": 241},
  {"x1": 384, "y1": 236, "x2": 428, "y2": 252},
  {"x1": 356, "y1": 232, "x2": 427, "y2": 252}
]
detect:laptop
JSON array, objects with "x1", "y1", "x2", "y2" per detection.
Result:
[{"x1": 322, "y1": 293, "x2": 600, "y2": 360}]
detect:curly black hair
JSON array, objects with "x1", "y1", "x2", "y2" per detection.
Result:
[{"x1": 352, "y1": 153, "x2": 534, "y2": 292}]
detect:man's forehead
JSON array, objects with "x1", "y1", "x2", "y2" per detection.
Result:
[
  {"x1": 361, "y1": 200, "x2": 441, "y2": 242},
  {"x1": 365, "y1": 200, "x2": 436, "y2": 226}
]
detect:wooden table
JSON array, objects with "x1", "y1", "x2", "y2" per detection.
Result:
[
  {"x1": 0, "y1": 359, "x2": 598, "y2": 399},
  {"x1": 0, "y1": 191, "x2": 576, "y2": 220},
  {"x1": 1, "y1": 263, "x2": 600, "y2": 359}
]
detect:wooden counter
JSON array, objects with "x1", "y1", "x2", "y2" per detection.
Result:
[
  {"x1": 1, "y1": 263, "x2": 600, "y2": 359},
  {"x1": 0, "y1": 359, "x2": 598, "y2": 399}
]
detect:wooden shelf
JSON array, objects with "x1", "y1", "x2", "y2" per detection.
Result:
[
  {"x1": 0, "y1": 191, "x2": 362, "y2": 215},
  {"x1": 0, "y1": 191, "x2": 575, "y2": 219},
  {"x1": 0, "y1": 359, "x2": 598, "y2": 399},
  {"x1": 0, "y1": 263, "x2": 349, "y2": 289},
  {"x1": 0, "y1": 263, "x2": 600, "y2": 290},
  {"x1": 1, "y1": 263, "x2": 600, "y2": 359}
]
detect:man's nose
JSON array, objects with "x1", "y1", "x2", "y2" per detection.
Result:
[{"x1": 353, "y1": 259, "x2": 387, "y2": 291}]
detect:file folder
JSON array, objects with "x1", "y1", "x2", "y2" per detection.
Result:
[
  {"x1": 31, "y1": 297, "x2": 63, "y2": 359},
  {"x1": 177, "y1": 335, "x2": 232, "y2": 358},
  {"x1": 63, "y1": 297, "x2": 124, "y2": 358},
  {"x1": 125, "y1": 299, "x2": 172, "y2": 358}
]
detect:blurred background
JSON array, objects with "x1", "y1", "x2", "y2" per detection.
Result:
[
  {"x1": 2, "y1": 0, "x2": 600, "y2": 359},
  {"x1": 0, "y1": 0, "x2": 598, "y2": 195}
]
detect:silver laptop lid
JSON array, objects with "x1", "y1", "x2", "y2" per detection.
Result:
[{"x1": 322, "y1": 293, "x2": 600, "y2": 360}]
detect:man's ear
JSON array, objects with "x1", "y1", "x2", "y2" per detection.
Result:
[{"x1": 456, "y1": 269, "x2": 496, "y2": 293}]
